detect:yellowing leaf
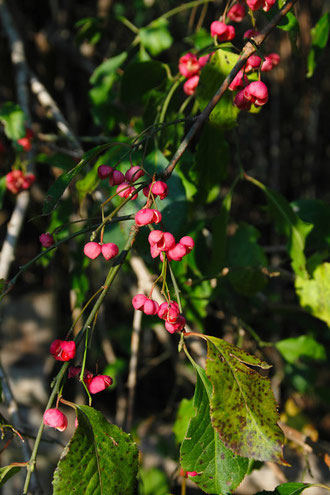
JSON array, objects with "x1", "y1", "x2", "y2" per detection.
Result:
[{"x1": 205, "y1": 336, "x2": 286, "y2": 464}]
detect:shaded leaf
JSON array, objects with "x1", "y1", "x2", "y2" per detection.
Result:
[
  {"x1": 43, "y1": 143, "x2": 112, "y2": 215},
  {"x1": 205, "y1": 336, "x2": 286, "y2": 463},
  {"x1": 138, "y1": 467, "x2": 169, "y2": 495},
  {"x1": 254, "y1": 482, "x2": 313, "y2": 495},
  {"x1": 292, "y1": 199, "x2": 330, "y2": 252},
  {"x1": 307, "y1": 13, "x2": 330, "y2": 78},
  {"x1": 0, "y1": 176, "x2": 7, "y2": 209},
  {"x1": 173, "y1": 397, "x2": 194, "y2": 444},
  {"x1": 0, "y1": 102, "x2": 25, "y2": 140},
  {"x1": 37, "y1": 152, "x2": 76, "y2": 171},
  {"x1": 76, "y1": 163, "x2": 99, "y2": 203},
  {"x1": 265, "y1": 4, "x2": 299, "y2": 33},
  {"x1": 181, "y1": 363, "x2": 248, "y2": 494},
  {"x1": 53, "y1": 405, "x2": 138, "y2": 494},
  {"x1": 0, "y1": 464, "x2": 24, "y2": 487},
  {"x1": 276, "y1": 335, "x2": 326, "y2": 364},
  {"x1": 121, "y1": 61, "x2": 167, "y2": 104},
  {"x1": 247, "y1": 176, "x2": 312, "y2": 278},
  {"x1": 295, "y1": 262, "x2": 330, "y2": 327},
  {"x1": 140, "y1": 19, "x2": 173, "y2": 56},
  {"x1": 197, "y1": 50, "x2": 239, "y2": 129}
]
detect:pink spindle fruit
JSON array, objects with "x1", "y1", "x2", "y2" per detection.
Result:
[
  {"x1": 183, "y1": 75, "x2": 200, "y2": 96},
  {"x1": 87, "y1": 375, "x2": 113, "y2": 394},
  {"x1": 244, "y1": 81, "x2": 268, "y2": 106},
  {"x1": 178, "y1": 53, "x2": 200, "y2": 78},
  {"x1": 50, "y1": 339, "x2": 76, "y2": 361},
  {"x1": 43, "y1": 408, "x2": 68, "y2": 432},
  {"x1": 84, "y1": 241, "x2": 102, "y2": 259},
  {"x1": 39, "y1": 233, "x2": 55, "y2": 248},
  {"x1": 101, "y1": 243, "x2": 119, "y2": 260}
]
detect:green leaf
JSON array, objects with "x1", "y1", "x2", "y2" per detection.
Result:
[
  {"x1": 247, "y1": 176, "x2": 312, "y2": 278},
  {"x1": 276, "y1": 335, "x2": 326, "y2": 364},
  {"x1": 42, "y1": 143, "x2": 112, "y2": 215},
  {"x1": 121, "y1": 61, "x2": 167, "y2": 104},
  {"x1": 193, "y1": 123, "x2": 229, "y2": 203},
  {"x1": 205, "y1": 336, "x2": 286, "y2": 463},
  {"x1": 53, "y1": 405, "x2": 138, "y2": 494},
  {"x1": 0, "y1": 102, "x2": 25, "y2": 140},
  {"x1": 37, "y1": 152, "x2": 76, "y2": 171},
  {"x1": 197, "y1": 50, "x2": 239, "y2": 129},
  {"x1": 181, "y1": 363, "x2": 248, "y2": 494},
  {"x1": 173, "y1": 397, "x2": 194, "y2": 444},
  {"x1": 138, "y1": 467, "x2": 169, "y2": 495},
  {"x1": 185, "y1": 28, "x2": 213, "y2": 50},
  {"x1": 0, "y1": 176, "x2": 7, "y2": 209},
  {"x1": 0, "y1": 464, "x2": 23, "y2": 487},
  {"x1": 254, "y1": 482, "x2": 313, "y2": 495},
  {"x1": 75, "y1": 17, "x2": 103, "y2": 45},
  {"x1": 76, "y1": 163, "x2": 99, "y2": 203},
  {"x1": 307, "y1": 13, "x2": 330, "y2": 78},
  {"x1": 295, "y1": 262, "x2": 330, "y2": 327},
  {"x1": 292, "y1": 199, "x2": 330, "y2": 252},
  {"x1": 265, "y1": 4, "x2": 299, "y2": 32},
  {"x1": 139, "y1": 19, "x2": 173, "y2": 56}
]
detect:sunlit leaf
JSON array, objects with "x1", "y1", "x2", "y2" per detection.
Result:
[
  {"x1": 205, "y1": 336, "x2": 286, "y2": 463},
  {"x1": 140, "y1": 19, "x2": 173, "y2": 56},
  {"x1": 173, "y1": 397, "x2": 194, "y2": 444},
  {"x1": 0, "y1": 463, "x2": 25, "y2": 487},
  {"x1": 254, "y1": 482, "x2": 313, "y2": 495},
  {"x1": 0, "y1": 102, "x2": 25, "y2": 140},
  {"x1": 181, "y1": 363, "x2": 248, "y2": 494},
  {"x1": 53, "y1": 405, "x2": 138, "y2": 494},
  {"x1": 307, "y1": 13, "x2": 330, "y2": 78},
  {"x1": 276, "y1": 335, "x2": 326, "y2": 364}
]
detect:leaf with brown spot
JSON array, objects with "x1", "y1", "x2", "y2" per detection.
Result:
[{"x1": 205, "y1": 336, "x2": 286, "y2": 464}]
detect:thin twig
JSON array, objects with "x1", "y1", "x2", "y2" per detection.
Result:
[{"x1": 126, "y1": 308, "x2": 143, "y2": 431}]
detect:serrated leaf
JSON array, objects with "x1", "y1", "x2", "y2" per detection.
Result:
[
  {"x1": 197, "y1": 50, "x2": 239, "y2": 129},
  {"x1": 307, "y1": 13, "x2": 330, "y2": 78},
  {"x1": 247, "y1": 176, "x2": 312, "y2": 278},
  {"x1": 181, "y1": 363, "x2": 248, "y2": 494},
  {"x1": 140, "y1": 19, "x2": 173, "y2": 56},
  {"x1": 276, "y1": 335, "x2": 326, "y2": 364},
  {"x1": 295, "y1": 262, "x2": 330, "y2": 327},
  {"x1": 0, "y1": 102, "x2": 25, "y2": 140},
  {"x1": 173, "y1": 397, "x2": 194, "y2": 444},
  {"x1": 254, "y1": 482, "x2": 313, "y2": 495},
  {"x1": 121, "y1": 61, "x2": 167, "y2": 105},
  {"x1": 205, "y1": 336, "x2": 286, "y2": 463},
  {"x1": 0, "y1": 463, "x2": 24, "y2": 487},
  {"x1": 43, "y1": 143, "x2": 112, "y2": 215},
  {"x1": 53, "y1": 405, "x2": 138, "y2": 494}
]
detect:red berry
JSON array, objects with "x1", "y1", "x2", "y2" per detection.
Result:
[
  {"x1": 43, "y1": 408, "x2": 68, "y2": 432},
  {"x1": 109, "y1": 170, "x2": 125, "y2": 186},
  {"x1": 101, "y1": 242, "x2": 119, "y2": 260},
  {"x1": 17, "y1": 137, "x2": 32, "y2": 152},
  {"x1": 229, "y1": 70, "x2": 248, "y2": 91},
  {"x1": 152, "y1": 210, "x2": 162, "y2": 224},
  {"x1": 125, "y1": 166, "x2": 144, "y2": 183},
  {"x1": 246, "y1": 0, "x2": 263, "y2": 10},
  {"x1": 198, "y1": 54, "x2": 211, "y2": 69},
  {"x1": 178, "y1": 53, "x2": 200, "y2": 78},
  {"x1": 135, "y1": 209, "x2": 155, "y2": 227},
  {"x1": 143, "y1": 299, "x2": 159, "y2": 315},
  {"x1": 261, "y1": 53, "x2": 280, "y2": 72},
  {"x1": 98, "y1": 165, "x2": 113, "y2": 179},
  {"x1": 179, "y1": 236, "x2": 194, "y2": 253},
  {"x1": 84, "y1": 241, "x2": 102, "y2": 259},
  {"x1": 234, "y1": 89, "x2": 252, "y2": 111},
  {"x1": 6, "y1": 170, "x2": 24, "y2": 194},
  {"x1": 210, "y1": 21, "x2": 235, "y2": 42},
  {"x1": 245, "y1": 55, "x2": 262, "y2": 72},
  {"x1": 158, "y1": 301, "x2": 180, "y2": 322},
  {"x1": 243, "y1": 29, "x2": 259, "y2": 39},
  {"x1": 116, "y1": 182, "x2": 138, "y2": 200},
  {"x1": 244, "y1": 81, "x2": 268, "y2": 107},
  {"x1": 87, "y1": 375, "x2": 113, "y2": 394},
  {"x1": 151, "y1": 181, "x2": 168, "y2": 200},
  {"x1": 132, "y1": 294, "x2": 148, "y2": 310},
  {"x1": 39, "y1": 233, "x2": 55, "y2": 248},
  {"x1": 183, "y1": 75, "x2": 200, "y2": 96},
  {"x1": 68, "y1": 366, "x2": 93, "y2": 385},
  {"x1": 165, "y1": 315, "x2": 186, "y2": 334},
  {"x1": 167, "y1": 243, "x2": 187, "y2": 261},
  {"x1": 50, "y1": 339, "x2": 76, "y2": 361},
  {"x1": 228, "y1": 3, "x2": 246, "y2": 22},
  {"x1": 21, "y1": 173, "x2": 36, "y2": 190}
]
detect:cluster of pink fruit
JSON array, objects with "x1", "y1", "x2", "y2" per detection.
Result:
[
  {"x1": 44, "y1": 341, "x2": 113, "y2": 432},
  {"x1": 97, "y1": 164, "x2": 145, "y2": 200},
  {"x1": 132, "y1": 297, "x2": 187, "y2": 334},
  {"x1": 6, "y1": 170, "x2": 35, "y2": 194}
]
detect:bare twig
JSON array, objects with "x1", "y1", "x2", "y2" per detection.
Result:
[
  {"x1": 126, "y1": 308, "x2": 143, "y2": 431},
  {"x1": 161, "y1": 0, "x2": 299, "y2": 180}
]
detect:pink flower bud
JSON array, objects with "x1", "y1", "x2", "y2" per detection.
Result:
[
  {"x1": 183, "y1": 75, "x2": 200, "y2": 96},
  {"x1": 143, "y1": 299, "x2": 159, "y2": 315},
  {"x1": 165, "y1": 315, "x2": 186, "y2": 333},
  {"x1": 245, "y1": 54, "x2": 262, "y2": 72},
  {"x1": 117, "y1": 182, "x2": 138, "y2": 200},
  {"x1": 244, "y1": 81, "x2": 268, "y2": 107},
  {"x1": 84, "y1": 241, "x2": 102, "y2": 259},
  {"x1": 178, "y1": 53, "x2": 200, "y2": 78},
  {"x1": 97, "y1": 165, "x2": 113, "y2": 179},
  {"x1": 135, "y1": 209, "x2": 155, "y2": 226},
  {"x1": 229, "y1": 70, "x2": 248, "y2": 91},
  {"x1": 125, "y1": 166, "x2": 145, "y2": 183},
  {"x1": 179, "y1": 236, "x2": 195, "y2": 253},
  {"x1": 39, "y1": 233, "x2": 55, "y2": 248},
  {"x1": 210, "y1": 21, "x2": 235, "y2": 42},
  {"x1": 167, "y1": 243, "x2": 187, "y2": 261},
  {"x1": 132, "y1": 294, "x2": 148, "y2": 310},
  {"x1": 101, "y1": 242, "x2": 119, "y2": 260},
  {"x1": 233, "y1": 89, "x2": 252, "y2": 111},
  {"x1": 87, "y1": 375, "x2": 113, "y2": 394},
  {"x1": 243, "y1": 29, "x2": 259, "y2": 39},
  {"x1": 198, "y1": 54, "x2": 211, "y2": 69},
  {"x1": 43, "y1": 408, "x2": 68, "y2": 432},
  {"x1": 228, "y1": 3, "x2": 246, "y2": 22},
  {"x1": 151, "y1": 181, "x2": 168, "y2": 199},
  {"x1": 50, "y1": 339, "x2": 76, "y2": 361},
  {"x1": 109, "y1": 170, "x2": 125, "y2": 186}
]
